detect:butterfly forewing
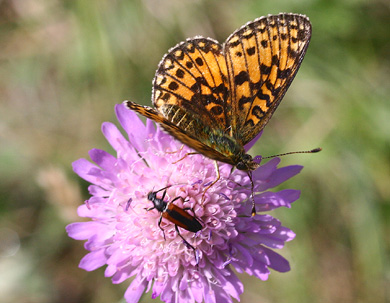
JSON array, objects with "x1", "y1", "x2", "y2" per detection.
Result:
[
  {"x1": 224, "y1": 13, "x2": 311, "y2": 145},
  {"x1": 153, "y1": 38, "x2": 230, "y2": 131}
]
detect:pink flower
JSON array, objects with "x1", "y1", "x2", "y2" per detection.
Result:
[{"x1": 66, "y1": 104, "x2": 302, "y2": 303}]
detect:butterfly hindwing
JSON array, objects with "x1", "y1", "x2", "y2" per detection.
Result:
[{"x1": 125, "y1": 101, "x2": 236, "y2": 164}]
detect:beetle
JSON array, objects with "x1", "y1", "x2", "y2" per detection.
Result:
[{"x1": 146, "y1": 186, "x2": 202, "y2": 261}]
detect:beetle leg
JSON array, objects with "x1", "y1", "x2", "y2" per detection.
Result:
[
  {"x1": 158, "y1": 214, "x2": 166, "y2": 240},
  {"x1": 175, "y1": 225, "x2": 198, "y2": 264},
  {"x1": 161, "y1": 189, "x2": 167, "y2": 201},
  {"x1": 170, "y1": 196, "x2": 182, "y2": 204}
]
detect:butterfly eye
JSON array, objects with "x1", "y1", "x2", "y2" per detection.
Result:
[
  {"x1": 236, "y1": 162, "x2": 248, "y2": 171},
  {"x1": 237, "y1": 154, "x2": 255, "y2": 170}
]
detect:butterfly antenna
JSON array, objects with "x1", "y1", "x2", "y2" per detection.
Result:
[{"x1": 262, "y1": 147, "x2": 322, "y2": 159}]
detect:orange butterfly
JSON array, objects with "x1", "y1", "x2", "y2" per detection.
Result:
[{"x1": 125, "y1": 13, "x2": 312, "y2": 215}]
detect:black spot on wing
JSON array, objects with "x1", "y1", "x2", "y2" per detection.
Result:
[
  {"x1": 260, "y1": 64, "x2": 271, "y2": 74},
  {"x1": 252, "y1": 105, "x2": 265, "y2": 119},
  {"x1": 168, "y1": 81, "x2": 179, "y2": 90},
  {"x1": 195, "y1": 57, "x2": 204, "y2": 66},
  {"x1": 277, "y1": 68, "x2": 292, "y2": 79},
  {"x1": 246, "y1": 46, "x2": 256, "y2": 56},
  {"x1": 234, "y1": 71, "x2": 249, "y2": 86},
  {"x1": 162, "y1": 93, "x2": 171, "y2": 101},
  {"x1": 211, "y1": 105, "x2": 223, "y2": 115},
  {"x1": 238, "y1": 96, "x2": 252, "y2": 110},
  {"x1": 176, "y1": 68, "x2": 185, "y2": 78}
]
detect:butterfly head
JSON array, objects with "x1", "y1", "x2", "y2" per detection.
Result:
[{"x1": 236, "y1": 154, "x2": 260, "y2": 171}]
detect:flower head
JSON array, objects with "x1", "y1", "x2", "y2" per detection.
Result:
[{"x1": 66, "y1": 104, "x2": 302, "y2": 303}]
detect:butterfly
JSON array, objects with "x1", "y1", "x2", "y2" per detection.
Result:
[{"x1": 125, "y1": 13, "x2": 312, "y2": 215}]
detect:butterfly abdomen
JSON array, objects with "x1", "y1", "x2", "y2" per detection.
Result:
[{"x1": 208, "y1": 133, "x2": 245, "y2": 160}]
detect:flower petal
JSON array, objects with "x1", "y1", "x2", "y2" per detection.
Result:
[
  {"x1": 72, "y1": 158, "x2": 100, "y2": 184},
  {"x1": 79, "y1": 249, "x2": 107, "y2": 271},
  {"x1": 266, "y1": 165, "x2": 303, "y2": 189},
  {"x1": 101, "y1": 122, "x2": 133, "y2": 155},
  {"x1": 255, "y1": 189, "x2": 300, "y2": 210},
  {"x1": 262, "y1": 246, "x2": 291, "y2": 272},
  {"x1": 89, "y1": 148, "x2": 117, "y2": 171},
  {"x1": 66, "y1": 222, "x2": 102, "y2": 240},
  {"x1": 252, "y1": 157, "x2": 280, "y2": 180},
  {"x1": 124, "y1": 277, "x2": 148, "y2": 303},
  {"x1": 116, "y1": 103, "x2": 149, "y2": 152}
]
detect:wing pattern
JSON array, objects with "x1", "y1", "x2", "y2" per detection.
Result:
[
  {"x1": 224, "y1": 13, "x2": 311, "y2": 145},
  {"x1": 152, "y1": 38, "x2": 230, "y2": 130}
]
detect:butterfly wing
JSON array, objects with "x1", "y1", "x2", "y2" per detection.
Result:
[
  {"x1": 224, "y1": 13, "x2": 312, "y2": 145},
  {"x1": 152, "y1": 37, "x2": 231, "y2": 133},
  {"x1": 124, "y1": 100, "x2": 237, "y2": 165}
]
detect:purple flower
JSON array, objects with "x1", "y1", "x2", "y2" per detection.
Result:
[{"x1": 66, "y1": 103, "x2": 302, "y2": 303}]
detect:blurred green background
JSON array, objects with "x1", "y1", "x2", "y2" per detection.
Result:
[{"x1": 1, "y1": 0, "x2": 389, "y2": 302}]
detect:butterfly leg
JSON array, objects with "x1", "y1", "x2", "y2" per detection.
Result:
[
  {"x1": 165, "y1": 144, "x2": 184, "y2": 154},
  {"x1": 247, "y1": 171, "x2": 257, "y2": 216},
  {"x1": 201, "y1": 161, "x2": 220, "y2": 202},
  {"x1": 172, "y1": 152, "x2": 199, "y2": 164}
]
